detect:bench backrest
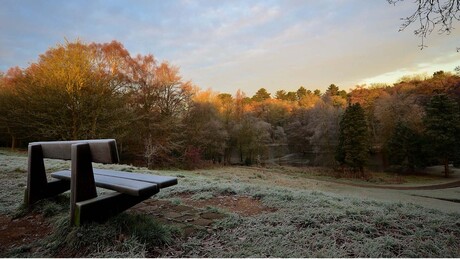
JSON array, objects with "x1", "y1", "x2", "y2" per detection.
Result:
[{"x1": 29, "y1": 139, "x2": 119, "y2": 164}]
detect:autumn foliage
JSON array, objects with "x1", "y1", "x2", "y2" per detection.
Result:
[{"x1": 1, "y1": 40, "x2": 460, "y2": 174}]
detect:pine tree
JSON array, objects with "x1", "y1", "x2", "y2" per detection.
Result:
[
  {"x1": 336, "y1": 103, "x2": 369, "y2": 176},
  {"x1": 386, "y1": 121, "x2": 425, "y2": 172},
  {"x1": 423, "y1": 94, "x2": 460, "y2": 177}
]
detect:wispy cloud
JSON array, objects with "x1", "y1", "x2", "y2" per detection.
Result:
[{"x1": 0, "y1": 0, "x2": 458, "y2": 95}]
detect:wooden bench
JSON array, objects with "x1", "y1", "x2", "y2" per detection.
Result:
[{"x1": 25, "y1": 139, "x2": 177, "y2": 226}]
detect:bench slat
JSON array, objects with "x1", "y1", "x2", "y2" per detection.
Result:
[
  {"x1": 93, "y1": 169, "x2": 178, "y2": 188},
  {"x1": 29, "y1": 139, "x2": 119, "y2": 164},
  {"x1": 51, "y1": 171, "x2": 158, "y2": 197}
]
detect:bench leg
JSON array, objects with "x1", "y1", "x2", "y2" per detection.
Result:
[
  {"x1": 73, "y1": 192, "x2": 153, "y2": 226},
  {"x1": 70, "y1": 143, "x2": 159, "y2": 226},
  {"x1": 25, "y1": 144, "x2": 70, "y2": 206},
  {"x1": 70, "y1": 143, "x2": 98, "y2": 225}
]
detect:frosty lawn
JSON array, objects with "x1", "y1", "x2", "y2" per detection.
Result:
[{"x1": 0, "y1": 150, "x2": 459, "y2": 257}]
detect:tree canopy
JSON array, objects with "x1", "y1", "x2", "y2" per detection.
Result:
[{"x1": 1, "y1": 39, "x2": 460, "y2": 176}]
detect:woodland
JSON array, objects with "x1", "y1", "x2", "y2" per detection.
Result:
[{"x1": 0, "y1": 40, "x2": 460, "y2": 176}]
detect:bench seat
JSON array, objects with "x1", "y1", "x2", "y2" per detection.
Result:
[
  {"x1": 51, "y1": 170, "x2": 159, "y2": 197},
  {"x1": 93, "y1": 169, "x2": 178, "y2": 188}
]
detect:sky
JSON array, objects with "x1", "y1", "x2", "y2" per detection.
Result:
[{"x1": 1, "y1": 0, "x2": 459, "y2": 96}]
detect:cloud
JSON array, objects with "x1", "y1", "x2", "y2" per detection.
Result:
[
  {"x1": 0, "y1": 0, "x2": 458, "y2": 95},
  {"x1": 361, "y1": 51, "x2": 460, "y2": 85}
]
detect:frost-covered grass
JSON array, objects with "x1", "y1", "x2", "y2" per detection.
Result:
[
  {"x1": 1, "y1": 151, "x2": 460, "y2": 257},
  {"x1": 0, "y1": 152, "x2": 29, "y2": 215},
  {"x1": 154, "y1": 171, "x2": 460, "y2": 257},
  {"x1": 171, "y1": 190, "x2": 460, "y2": 257},
  {"x1": 6, "y1": 199, "x2": 177, "y2": 258}
]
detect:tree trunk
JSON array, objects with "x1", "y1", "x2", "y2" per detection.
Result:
[
  {"x1": 11, "y1": 136, "x2": 16, "y2": 149},
  {"x1": 444, "y1": 158, "x2": 450, "y2": 178}
]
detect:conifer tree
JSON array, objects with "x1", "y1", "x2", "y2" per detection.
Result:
[
  {"x1": 423, "y1": 94, "x2": 460, "y2": 177},
  {"x1": 336, "y1": 103, "x2": 369, "y2": 176},
  {"x1": 386, "y1": 121, "x2": 425, "y2": 172}
]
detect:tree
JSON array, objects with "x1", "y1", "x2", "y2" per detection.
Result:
[
  {"x1": 336, "y1": 103, "x2": 369, "y2": 176},
  {"x1": 423, "y1": 94, "x2": 460, "y2": 177},
  {"x1": 275, "y1": 90, "x2": 298, "y2": 102},
  {"x1": 251, "y1": 99, "x2": 291, "y2": 127},
  {"x1": 231, "y1": 115, "x2": 271, "y2": 165},
  {"x1": 252, "y1": 88, "x2": 271, "y2": 102},
  {"x1": 298, "y1": 92, "x2": 321, "y2": 108},
  {"x1": 296, "y1": 86, "x2": 307, "y2": 99},
  {"x1": 326, "y1": 84, "x2": 339, "y2": 96},
  {"x1": 374, "y1": 93, "x2": 425, "y2": 147},
  {"x1": 183, "y1": 101, "x2": 228, "y2": 166},
  {"x1": 0, "y1": 67, "x2": 24, "y2": 148},
  {"x1": 389, "y1": 0, "x2": 460, "y2": 49},
  {"x1": 129, "y1": 56, "x2": 193, "y2": 168},
  {"x1": 349, "y1": 86, "x2": 390, "y2": 154},
  {"x1": 308, "y1": 100, "x2": 343, "y2": 166},
  {"x1": 285, "y1": 108, "x2": 313, "y2": 155},
  {"x1": 216, "y1": 93, "x2": 234, "y2": 125},
  {"x1": 234, "y1": 89, "x2": 248, "y2": 122},
  {"x1": 275, "y1": 90, "x2": 287, "y2": 100},
  {"x1": 3, "y1": 40, "x2": 132, "y2": 143},
  {"x1": 386, "y1": 121, "x2": 426, "y2": 172},
  {"x1": 285, "y1": 92, "x2": 298, "y2": 102}
]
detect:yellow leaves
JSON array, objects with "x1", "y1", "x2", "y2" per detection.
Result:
[
  {"x1": 298, "y1": 94, "x2": 320, "y2": 108},
  {"x1": 27, "y1": 40, "x2": 95, "y2": 98},
  {"x1": 193, "y1": 88, "x2": 221, "y2": 105},
  {"x1": 330, "y1": 95, "x2": 347, "y2": 108}
]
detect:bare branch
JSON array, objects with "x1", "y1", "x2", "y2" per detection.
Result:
[{"x1": 390, "y1": 0, "x2": 460, "y2": 49}]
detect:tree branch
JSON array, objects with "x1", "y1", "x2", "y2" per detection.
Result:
[{"x1": 389, "y1": 0, "x2": 460, "y2": 49}]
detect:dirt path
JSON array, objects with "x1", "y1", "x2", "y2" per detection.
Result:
[
  {"x1": 332, "y1": 179, "x2": 460, "y2": 190},
  {"x1": 316, "y1": 179, "x2": 460, "y2": 214},
  {"x1": 129, "y1": 194, "x2": 274, "y2": 238},
  {"x1": 315, "y1": 170, "x2": 460, "y2": 212}
]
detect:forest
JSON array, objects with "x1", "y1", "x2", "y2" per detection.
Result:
[{"x1": 1, "y1": 40, "x2": 459, "y2": 176}]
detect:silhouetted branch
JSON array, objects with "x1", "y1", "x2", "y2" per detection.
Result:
[{"x1": 389, "y1": 0, "x2": 460, "y2": 49}]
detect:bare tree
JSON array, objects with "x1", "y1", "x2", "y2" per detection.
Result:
[{"x1": 389, "y1": 0, "x2": 460, "y2": 49}]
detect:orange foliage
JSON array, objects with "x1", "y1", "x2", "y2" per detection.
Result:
[
  {"x1": 349, "y1": 85, "x2": 390, "y2": 109},
  {"x1": 1, "y1": 67, "x2": 23, "y2": 91},
  {"x1": 193, "y1": 88, "x2": 220, "y2": 105}
]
